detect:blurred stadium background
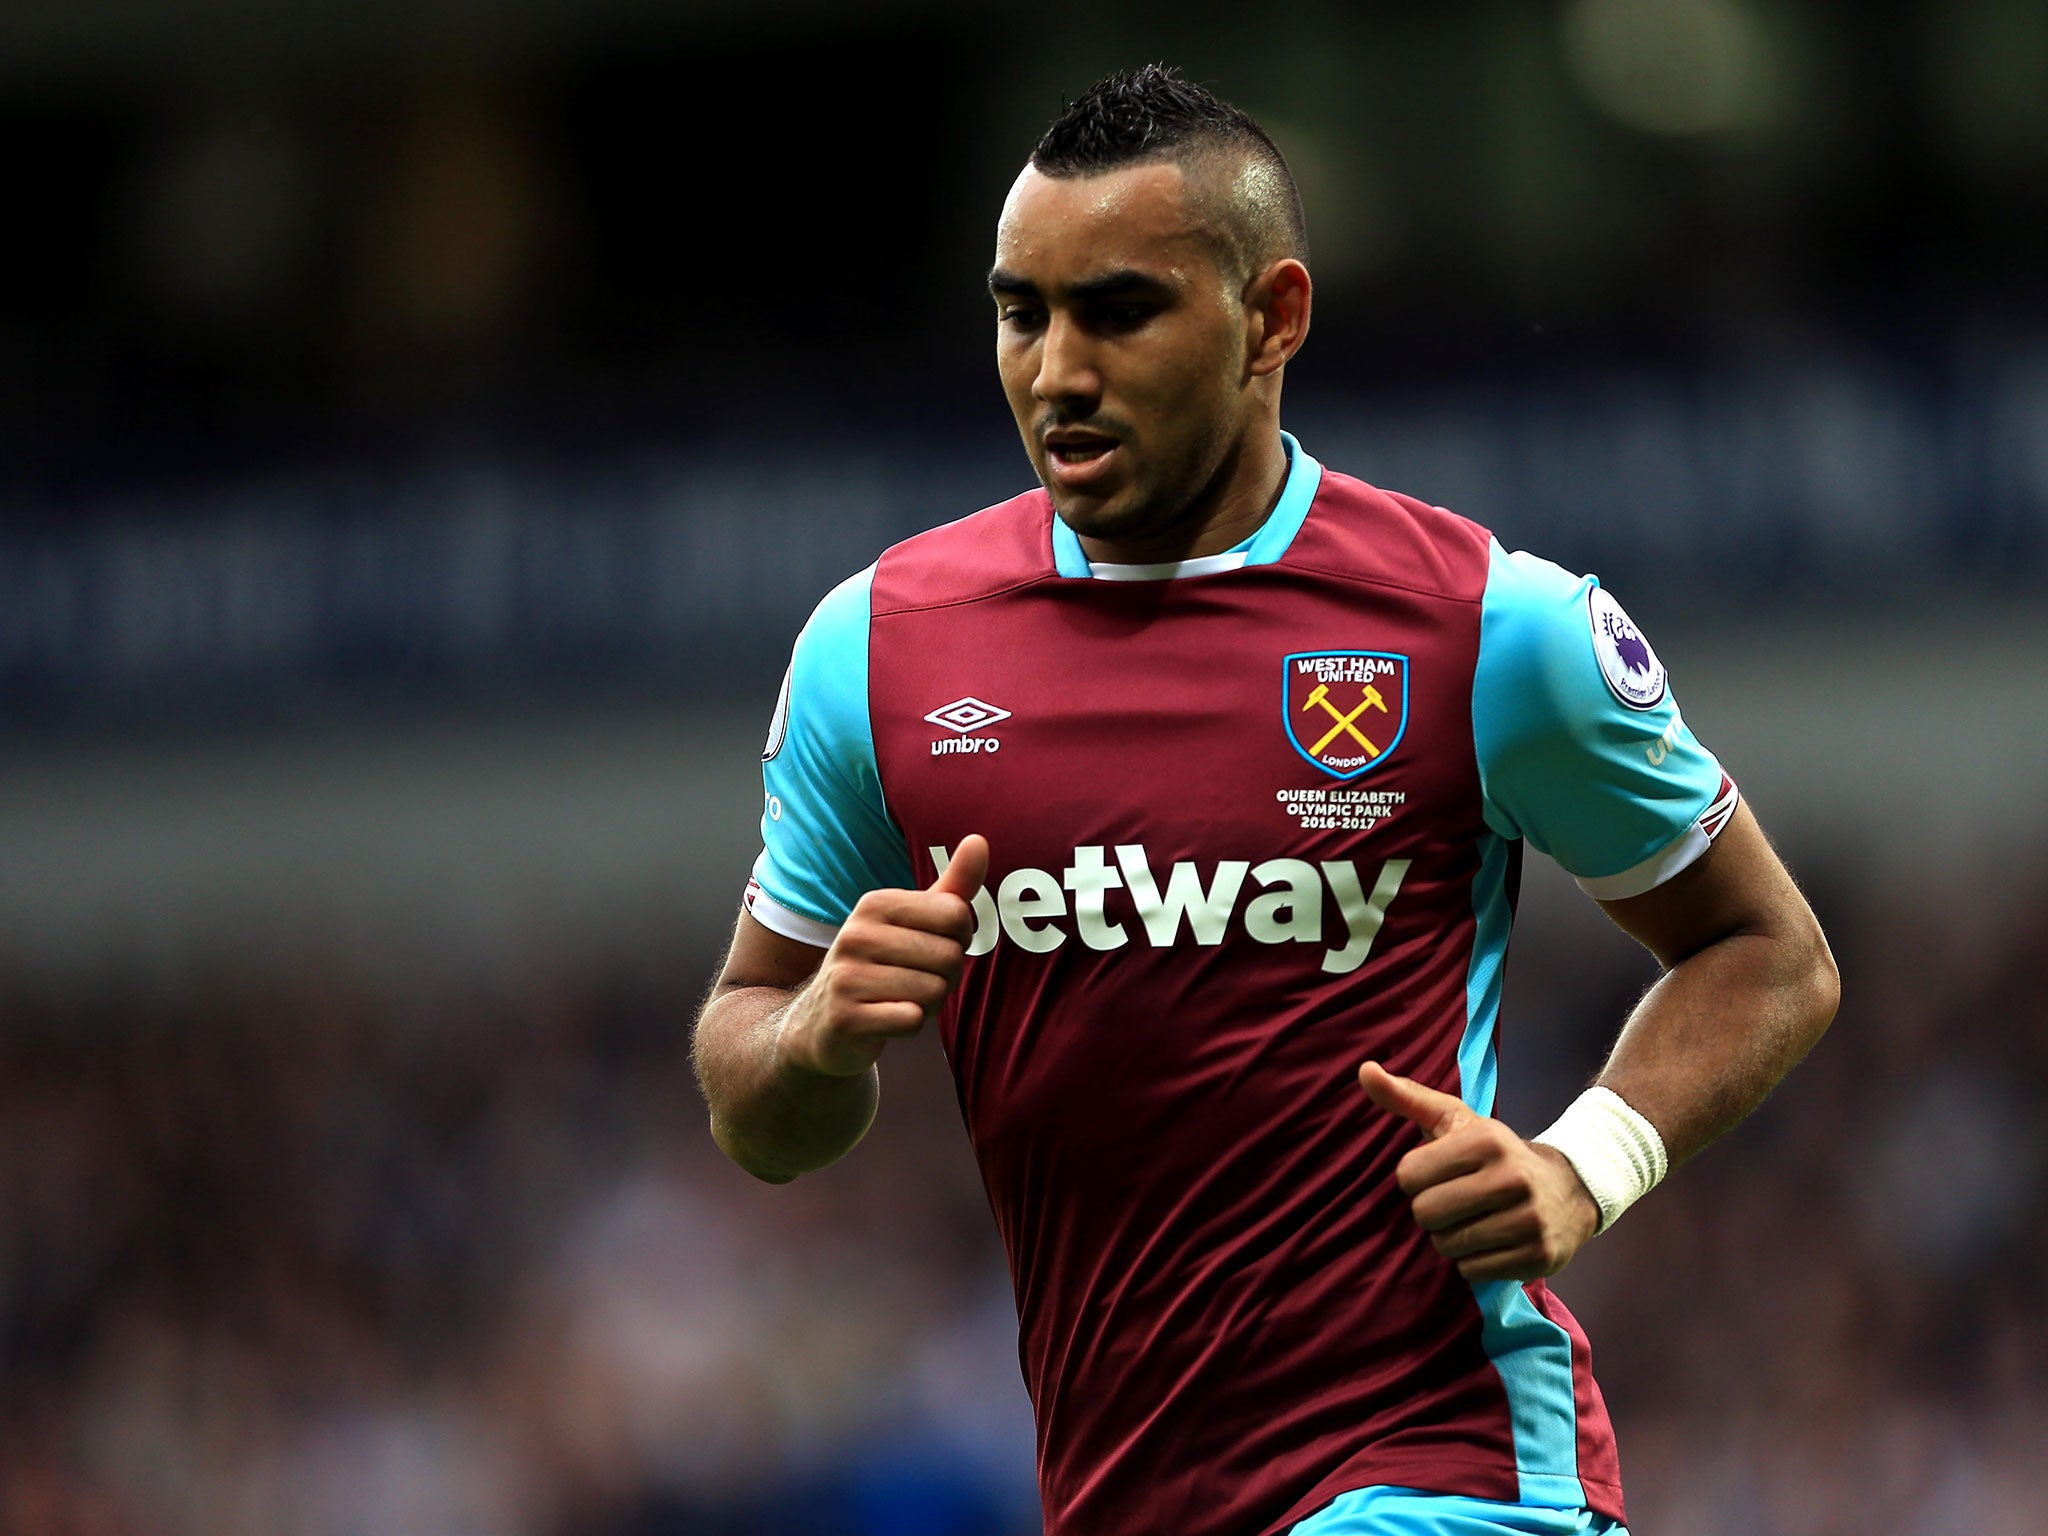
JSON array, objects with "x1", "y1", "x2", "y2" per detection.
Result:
[{"x1": 1, "y1": 2, "x2": 2045, "y2": 1532}]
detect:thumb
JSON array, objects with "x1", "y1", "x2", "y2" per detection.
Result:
[
  {"x1": 1358, "y1": 1061, "x2": 1472, "y2": 1141},
  {"x1": 931, "y1": 834, "x2": 990, "y2": 903}
]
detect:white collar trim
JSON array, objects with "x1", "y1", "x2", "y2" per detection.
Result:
[{"x1": 1085, "y1": 550, "x2": 1251, "y2": 581}]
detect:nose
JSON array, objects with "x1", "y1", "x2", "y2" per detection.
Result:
[{"x1": 1032, "y1": 312, "x2": 1100, "y2": 412}]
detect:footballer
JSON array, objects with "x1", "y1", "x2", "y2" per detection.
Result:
[{"x1": 695, "y1": 65, "x2": 1837, "y2": 1536}]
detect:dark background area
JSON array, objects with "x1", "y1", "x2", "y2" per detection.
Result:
[
  {"x1": 6, "y1": 2, "x2": 2046, "y2": 444},
  {"x1": 5, "y1": 2, "x2": 2047, "y2": 735},
  {"x1": 0, "y1": 3, "x2": 2044, "y2": 1533}
]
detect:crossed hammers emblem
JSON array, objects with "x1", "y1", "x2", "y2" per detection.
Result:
[{"x1": 1301, "y1": 680, "x2": 1389, "y2": 757}]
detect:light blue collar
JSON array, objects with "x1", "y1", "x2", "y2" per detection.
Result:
[{"x1": 1051, "y1": 431, "x2": 1324, "y2": 580}]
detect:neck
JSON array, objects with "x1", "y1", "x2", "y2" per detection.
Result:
[{"x1": 1076, "y1": 421, "x2": 1290, "y2": 566}]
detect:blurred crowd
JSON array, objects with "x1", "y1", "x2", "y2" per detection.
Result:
[
  {"x1": 0, "y1": 850, "x2": 2043, "y2": 1536},
  {"x1": 1577, "y1": 858, "x2": 2048, "y2": 1536},
  {"x1": 0, "y1": 953, "x2": 1036, "y2": 1536}
]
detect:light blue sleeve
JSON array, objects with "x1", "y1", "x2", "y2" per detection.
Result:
[
  {"x1": 745, "y1": 564, "x2": 915, "y2": 945},
  {"x1": 1473, "y1": 542, "x2": 1733, "y2": 898}
]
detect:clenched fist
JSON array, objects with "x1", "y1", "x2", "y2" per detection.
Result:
[
  {"x1": 1359, "y1": 1060, "x2": 1601, "y2": 1282},
  {"x1": 777, "y1": 836, "x2": 991, "y2": 1078}
]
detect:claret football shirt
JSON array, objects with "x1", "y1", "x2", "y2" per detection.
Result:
[{"x1": 742, "y1": 435, "x2": 1732, "y2": 1536}]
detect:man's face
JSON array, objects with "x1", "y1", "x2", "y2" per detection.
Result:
[{"x1": 990, "y1": 162, "x2": 1252, "y2": 546}]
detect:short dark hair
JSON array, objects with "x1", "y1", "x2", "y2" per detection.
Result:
[{"x1": 1030, "y1": 64, "x2": 1308, "y2": 280}]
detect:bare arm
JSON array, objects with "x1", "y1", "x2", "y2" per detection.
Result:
[
  {"x1": 692, "y1": 836, "x2": 989, "y2": 1183},
  {"x1": 1361, "y1": 799, "x2": 1839, "y2": 1279},
  {"x1": 693, "y1": 913, "x2": 855, "y2": 1183},
  {"x1": 1590, "y1": 798, "x2": 1839, "y2": 1165}
]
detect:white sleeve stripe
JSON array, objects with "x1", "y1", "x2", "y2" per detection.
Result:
[
  {"x1": 742, "y1": 880, "x2": 838, "y2": 948},
  {"x1": 1573, "y1": 778, "x2": 1739, "y2": 901},
  {"x1": 1574, "y1": 824, "x2": 1710, "y2": 900}
]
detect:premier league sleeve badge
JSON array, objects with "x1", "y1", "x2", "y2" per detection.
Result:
[{"x1": 1586, "y1": 588, "x2": 1668, "y2": 710}]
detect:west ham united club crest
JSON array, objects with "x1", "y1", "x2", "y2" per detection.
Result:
[{"x1": 1284, "y1": 652, "x2": 1409, "y2": 780}]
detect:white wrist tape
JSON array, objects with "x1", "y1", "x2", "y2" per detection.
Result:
[{"x1": 1533, "y1": 1087, "x2": 1668, "y2": 1234}]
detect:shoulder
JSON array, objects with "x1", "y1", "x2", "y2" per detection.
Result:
[
  {"x1": 1474, "y1": 543, "x2": 1671, "y2": 715},
  {"x1": 871, "y1": 488, "x2": 1056, "y2": 616},
  {"x1": 785, "y1": 485, "x2": 1054, "y2": 673},
  {"x1": 1477, "y1": 544, "x2": 1600, "y2": 677},
  {"x1": 1480, "y1": 542, "x2": 1598, "y2": 615},
  {"x1": 799, "y1": 560, "x2": 879, "y2": 640},
  {"x1": 779, "y1": 561, "x2": 881, "y2": 756},
  {"x1": 786, "y1": 561, "x2": 879, "y2": 691},
  {"x1": 1286, "y1": 466, "x2": 1494, "y2": 602},
  {"x1": 1471, "y1": 542, "x2": 1615, "y2": 746},
  {"x1": 1467, "y1": 539, "x2": 1727, "y2": 883}
]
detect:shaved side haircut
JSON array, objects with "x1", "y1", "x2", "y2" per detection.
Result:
[{"x1": 1030, "y1": 63, "x2": 1309, "y2": 287}]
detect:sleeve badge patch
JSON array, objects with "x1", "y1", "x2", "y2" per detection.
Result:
[
  {"x1": 1587, "y1": 588, "x2": 1668, "y2": 711},
  {"x1": 1284, "y1": 652, "x2": 1410, "y2": 780},
  {"x1": 762, "y1": 662, "x2": 793, "y2": 761}
]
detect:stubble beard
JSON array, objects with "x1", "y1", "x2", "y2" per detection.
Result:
[{"x1": 1048, "y1": 416, "x2": 1237, "y2": 554}]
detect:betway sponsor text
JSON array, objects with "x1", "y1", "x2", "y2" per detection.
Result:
[{"x1": 931, "y1": 844, "x2": 1409, "y2": 976}]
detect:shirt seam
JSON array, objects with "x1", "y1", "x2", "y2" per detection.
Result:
[
  {"x1": 869, "y1": 569, "x2": 1055, "y2": 618},
  {"x1": 876, "y1": 564, "x2": 1484, "y2": 616},
  {"x1": 864, "y1": 614, "x2": 914, "y2": 889},
  {"x1": 1272, "y1": 559, "x2": 1487, "y2": 605}
]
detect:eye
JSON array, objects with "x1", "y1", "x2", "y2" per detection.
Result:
[
  {"x1": 997, "y1": 305, "x2": 1046, "y2": 331},
  {"x1": 1092, "y1": 302, "x2": 1158, "y2": 333}
]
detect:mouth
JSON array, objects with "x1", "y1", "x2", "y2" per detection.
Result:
[{"x1": 1041, "y1": 428, "x2": 1123, "y2": 490}]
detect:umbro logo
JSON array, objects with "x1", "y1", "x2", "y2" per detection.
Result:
[
  {"x1": 925, "y1": 696, "x2": 1010, "y2": 756},
  {"x1": 924, "y1": 697, "x2": 1012, "y2": 733}
]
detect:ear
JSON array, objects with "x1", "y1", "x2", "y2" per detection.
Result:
[{"x1": 1244, "y1": 258, "x2": 1311, "y2": 379}]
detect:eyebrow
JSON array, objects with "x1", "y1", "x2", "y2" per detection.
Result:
[{"x1": 987, "y1": 267, "x2": 1177, "y2": 301}]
